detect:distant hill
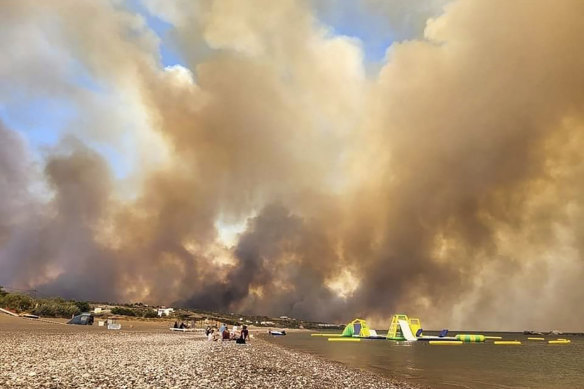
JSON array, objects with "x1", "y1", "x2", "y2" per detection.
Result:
[{"x1": 0, "y1": 286, "x2": 343, "y2": 329}]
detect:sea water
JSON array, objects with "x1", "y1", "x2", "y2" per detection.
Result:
[{"x1": 263, "y1": 331, "x2": 583, "y2": 388}]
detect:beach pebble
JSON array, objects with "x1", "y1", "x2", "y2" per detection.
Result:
[{"x1": 0, "y1": 325, "x2": 418, "y2": 388}]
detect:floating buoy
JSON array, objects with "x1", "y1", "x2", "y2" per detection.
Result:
[
  {"x1": 528, "y1": 337, "x2": 545, "y2": 341},
  {"x1": 455, "y1": 334, "x2": 485, "y2": 342},
  {"x1": 328, "y1": 337, "x2": 361, "y2": 342},
  {"x1": 494, "y1": 341, "x2": 521, "y2": 345},
  {"x1": 311, "y1": 334, "x2": 342, "y2": 337},
  {"x1": 548, "y1": 339, "x2": 570, "y2": 344},
  {"x1": 429, "y1": 341, "x2": 463, "y2": 345},
  {"x1": 484, "y1": 336, "x2": 502, "y2": 340}
]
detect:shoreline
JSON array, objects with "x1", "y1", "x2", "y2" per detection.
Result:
[
  {"x1": 0, "y1": 315, "x2": 419, "y2": 388},
  {"x1": 255, "y1": 334, "x2": 421, "y2": 389}
]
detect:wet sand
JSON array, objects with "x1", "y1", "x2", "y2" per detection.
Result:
[{"x1": 0, "y1": 315, "x2": 418, "y2": 388}]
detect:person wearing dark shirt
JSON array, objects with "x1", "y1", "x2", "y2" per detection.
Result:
[{"x1": 236, "y1": 325, "x2": 249, "y2": 344}]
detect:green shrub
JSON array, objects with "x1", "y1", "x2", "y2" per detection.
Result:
[
  {"x1": 32, "y1": 302, "x2": 80, "y2": 318},
  {"x1": 74, "y1": 301, "x2": 91, "y2": 313},
  {"x1": 0, "y1": 291, "x2": 102, "y2": 318},
  {"x1": 143, "y1": 310, "x2": 159, "y2": 318},
  {"x1": 111, "y1": 307, "x2": 136, "y2": 316},
  {"x1": 0, "y1": 293, "x2": 34, "y2": 312}
]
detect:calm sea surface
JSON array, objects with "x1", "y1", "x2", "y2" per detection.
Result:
[{"x1": 263, "y1": 331, "x2": 583, "y2": 388}]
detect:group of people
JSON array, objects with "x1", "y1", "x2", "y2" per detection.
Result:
[
  {"x1": 173, "y1": 321, "x2": 190, "y2": 329},
  {"x1": 206, "y1": 324, "x2": 250, "y2": 344}
]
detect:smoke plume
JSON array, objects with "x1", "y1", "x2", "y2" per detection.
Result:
[{"x1": 1, "y1": 0, "x2": 584, "y2": 330}]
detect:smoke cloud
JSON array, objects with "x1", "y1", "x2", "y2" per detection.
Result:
[{"x1": 1, "y1": 0, "x2": 584, "y2": 330}]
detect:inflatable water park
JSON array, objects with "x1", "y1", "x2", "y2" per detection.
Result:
[{"x1": 311, "y1": 314, "x2": 572, "y2": 345}]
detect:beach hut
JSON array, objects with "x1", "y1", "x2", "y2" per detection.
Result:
[
  {"x1": 157, "y1": 307, "x2": 174, "y2": 317},
  {"x1": 341, "y1": 318, "x2": 371, "y2": 337}
]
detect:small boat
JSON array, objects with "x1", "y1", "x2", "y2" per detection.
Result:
[{"x1": 268, "y1": 330, "x2": 287, "y2": 336}]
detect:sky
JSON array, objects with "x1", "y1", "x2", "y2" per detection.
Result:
[
  {"x1": 1, "y1": 0, "x2": 584, "y2": 331},
  {"x1": 1, "y1": 0, "x2": 444, "y2": 175}
]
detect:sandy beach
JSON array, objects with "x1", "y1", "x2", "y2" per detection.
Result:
[{"x1": 0, "y1": 315, "x2": 417, "y2": 389}]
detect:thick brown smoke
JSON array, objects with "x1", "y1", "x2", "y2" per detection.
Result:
[{"x1": 1, "y1": 0, "x2": 584, "y2": 330}]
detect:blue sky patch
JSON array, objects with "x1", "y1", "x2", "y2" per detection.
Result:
[
  {"x1": 126, "y1": 0, "x2": 185, "y2": 68},
  {"x1": 315, "y1": 0, "x2": 397, "y2": 63},
  {"x1": 0, "y1": 97, "x2": 76, "y2": 149}
]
